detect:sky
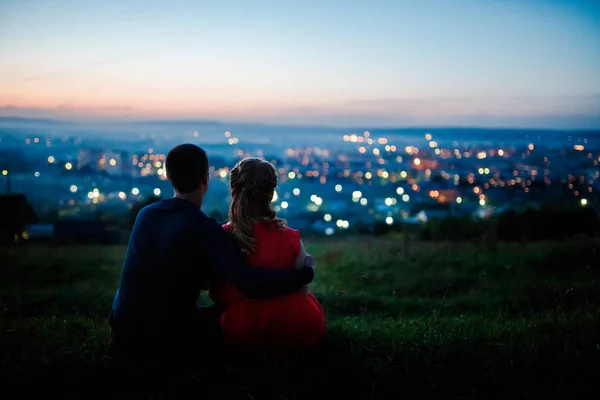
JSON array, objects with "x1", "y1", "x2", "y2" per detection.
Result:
[{"x1": 0, "y1": 0, "x2": 599, "y2": 128}]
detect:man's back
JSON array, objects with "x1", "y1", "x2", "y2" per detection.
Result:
[{"x1": 111, "y1": 198, "x2": 208, "y2": 337}]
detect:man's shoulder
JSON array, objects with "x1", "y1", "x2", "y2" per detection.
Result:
[
  {"x1": 136, "y1": 200, "x2": 167, "y2": 220},
  {"x1": 140, "y1": 198, "x2": 201, "y2": 215},
  {"x1": 135, "y1": 198, "x2": 220, "y2": 230}
]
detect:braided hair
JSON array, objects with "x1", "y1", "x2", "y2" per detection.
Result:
[{"x1": 228, "y1": 157, "x2": 286, "y2": 253}]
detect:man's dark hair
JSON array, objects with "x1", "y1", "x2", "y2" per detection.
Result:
[{"x1": 165, "y1": 144, "x2": 209, "y2": 193}]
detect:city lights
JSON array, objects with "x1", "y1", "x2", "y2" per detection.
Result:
[
  {"x1": 336, "y1": 220, "x2": 350, "y2": 229},
  {"x1": 3, "y1": 121, "x2": 598, "y2": 241}
]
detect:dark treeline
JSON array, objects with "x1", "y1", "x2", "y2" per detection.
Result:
[
  {"x1": 369, "y1": 206, "x2": 600, "y2": 242},
  {"x1": 2, "y1": 192, "x2": 599, "y2": 245}
]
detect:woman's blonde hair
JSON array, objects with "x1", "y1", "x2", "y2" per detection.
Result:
[{"x1": 228, "y1": 157, "x2": 286, "y2": 252}]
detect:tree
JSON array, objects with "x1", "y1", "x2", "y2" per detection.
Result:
[
  {"x1": 208, "y1": 209, "x2": 227, "y2": 224},
  {"x1": 129, "y1": 195, "x2": 161, "y2": 227},
  {"x1": 0, "y1": 194, "x2": 37, "y2": 244}
]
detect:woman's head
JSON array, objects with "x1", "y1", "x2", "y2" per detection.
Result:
[{"x1": 228, "y1": 157, "x2": 285, "y2": 252}]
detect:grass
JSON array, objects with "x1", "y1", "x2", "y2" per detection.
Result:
[{"x1": 1, "y1": 237, "x2": 600, "y2": 399}]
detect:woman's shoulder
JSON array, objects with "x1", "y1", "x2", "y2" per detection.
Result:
[
  {"x1": 225, "y1": 220, "x2": 299, "y2": 236},
  {"x1": 282, "y1": 225, "x2": 300, "y2": 237},
  {"x1": 254, "y1": 220, "x2": 298, "y2": 233},
  {"x1": 252, "y1": 222, "x2": 302, "y2": 261},
  {"x1": 260, "y1": 222, "x2": 300, "y2": 246}
]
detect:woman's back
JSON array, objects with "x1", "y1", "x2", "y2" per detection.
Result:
[
  {"x1": 210, "y1": 222, "x2": 302, "y2": 304},
  {"x1": 248, "y1": 222, "x2": 301, "y2": 269},
  {"x1": 211, "y1": 221, "x2": 326, "y2": 354}
]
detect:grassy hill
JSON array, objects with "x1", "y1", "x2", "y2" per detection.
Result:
[{"x1": 1, "y1": 237, "x2": 600, "y2": 399}]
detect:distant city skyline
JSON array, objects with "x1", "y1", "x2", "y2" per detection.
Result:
[{"x1": 1, "y1": 0, "x2": 599, "y2": 128}]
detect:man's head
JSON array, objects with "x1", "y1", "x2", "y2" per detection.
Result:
[{"x1": 166, "y1": 144, "x2": 209, "y2": 204}]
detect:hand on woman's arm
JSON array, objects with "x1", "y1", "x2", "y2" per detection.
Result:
[{"x1": 293, "y1": 240, "x2": 312, "y2": 296}]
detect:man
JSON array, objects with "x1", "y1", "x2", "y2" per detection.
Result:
[{"x1": 109, "y1": 144, "x2": 314, "y2": 358}]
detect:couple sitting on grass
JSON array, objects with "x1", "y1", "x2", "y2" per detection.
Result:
[{"x1": 109, "y1": 144, "x2": 326, "y2": 359}]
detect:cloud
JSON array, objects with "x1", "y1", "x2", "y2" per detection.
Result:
[
  {"x1": 20, "y1": 58, "x2": 128, "y2": 84},
  {"x1": 339, "y1": 95, "x2": 600, "y2": 117},
  {"x1": 247, "y1": 95, "x2": 600, "y2": 128},
  {"x1": 1, "y1": 95, "x2": 599, "y2": 129},
  {"x1": 0, "y1": 105, "x2": 134, "y2": 120}
]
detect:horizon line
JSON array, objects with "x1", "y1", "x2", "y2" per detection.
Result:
[{"x1": 1, "y1": 114, "x2": 600, "y2": 133}]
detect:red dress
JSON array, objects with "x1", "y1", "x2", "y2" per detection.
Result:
[{"x1": 210, "y1": 222, "x2": 326, "y2": 355}]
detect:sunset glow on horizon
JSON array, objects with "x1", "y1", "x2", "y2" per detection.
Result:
[{"x1": 1, "y1": 0, "x2": 599, "y2": 128}]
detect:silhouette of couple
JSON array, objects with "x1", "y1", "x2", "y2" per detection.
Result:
[{"x1": 109, "y1": 144, "x2": 326, "y2": 359}]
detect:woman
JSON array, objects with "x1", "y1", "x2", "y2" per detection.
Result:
[{"x1": 209, "y1": 158, "x2": 326, "y2": 355}]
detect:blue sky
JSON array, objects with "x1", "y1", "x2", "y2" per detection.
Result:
[{"x1": 0, "y1": 0, "x2": 599, "y2": 128}]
